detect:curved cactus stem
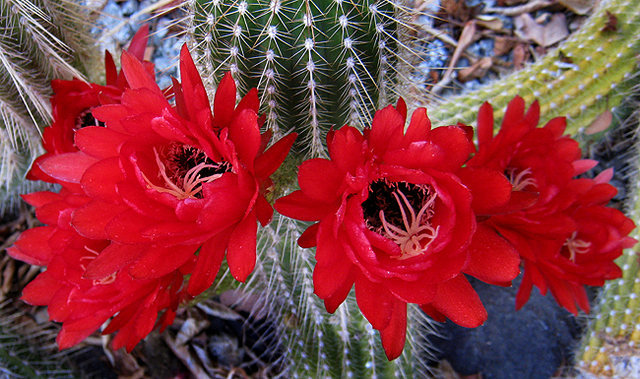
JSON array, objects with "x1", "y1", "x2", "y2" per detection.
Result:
[{"x1": 426, "y1": 0, "x2": 640, "y2": 139}]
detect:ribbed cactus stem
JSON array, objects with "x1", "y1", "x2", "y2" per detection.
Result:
[
  {"x1": 188, "y1": 0, "x2": 424, "y2": 156},
  {"x1": 204, "y1": 214, "x2": 435, "y2": 377},
  {"x1": 427, "y1": 0, "x2": 640, "y2": 137}
]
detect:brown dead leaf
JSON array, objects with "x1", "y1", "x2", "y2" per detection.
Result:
[
  {"x1": 458, "y1": 57, "x2": 493, "y2": 82},
  {"x1": 603, "y1": 11, "x2": 618, "y2": 32},
  {"x1": 513, "y1": 43, "x2": 529, "y2": 69},
  {"x1": 586, "y1": 110, "x2": 613, "y2": 135},
  {"x1": 515, "y1": 13, "x2": 569, "y2": 47},
  {"x1": 442, "y1": 0, "x2": 481, "y2": 22},
  {"x1": 476, "y1": 15, "x2": 503, "y2": 31},
  {"x1": 430, "y1": 70, "x2": 440, "y2": 82},
  {"x1": 558, "y1": 0, "x2": 595, "y2": 15},
  {"x1": 494, "y1": 36, "x2": 516, "y2": 56},
  {"x1": 498, "y1": 0, "x2": 527, "y2": 5}
]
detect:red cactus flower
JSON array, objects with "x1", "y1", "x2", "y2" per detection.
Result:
[
  {"x1": 28, "y1": 25, "x2": 152, "y2": 183},
  {"x1": 10, "y1": 41, "x2": 295, "y2": 351},
  {"x1": 36, "y1": 44, "x2": 295, "y2": 297},
  {"x1": 275, "y1": 99, "x2": 520, "y2": 360},
  {"x1": 470, "y1": 97, "x2": 636, "y2": 314},
  {"x1": 8, "y1": 189, "x2": 187, "y2": 351}
]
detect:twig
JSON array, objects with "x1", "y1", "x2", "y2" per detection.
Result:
[
  {"x1": 484, "y1": 0, "x2": 554, "y2": 16},
  {"x1": 431, "y1": 20, "x2": 477, "y2": 95}
]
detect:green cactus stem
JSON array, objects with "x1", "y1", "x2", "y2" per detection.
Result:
[
  {"x1": 203, "y1": 214, "x2": 436, "y2": 378},
  {"x1": 187, "y1": 0, "x2": 427, "y2": 157},
  {"x1": 427, "y1": 0, "x2": 640, "y2": 138}
]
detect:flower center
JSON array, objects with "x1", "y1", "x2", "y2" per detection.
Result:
[
  {"x1": 75, "y1": 109, "x2": 105, "y2": 130},
  {"x1": 362, "y1": 180, "x2": 439, "y2": 260},
  {"x1": 142, "y1": 143, "x2": 232, "y2": 200},
  {"x1": 506, "y1": 167, "x2": 536, "y2": 191},
  {"x1": 563, "y1": 231, "x2": 591, "y2": 262}
]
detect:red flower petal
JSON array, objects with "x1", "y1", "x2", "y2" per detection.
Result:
[
  {"x1": 120, "y1": 50, "x2": 159, "y2": 92},
  {"x1": 255, "y1": 194, "x2": 273, "y2": 227},
  {"x1": 457, "y1": 167, "x2": 512, "y2": 214},
  {"x1": 379, "y1": 299, "x2": 407, "y2": 360},
  {"x1": 129, "y1": 244, "x2": 198, "y2": 279},
  {"x1": 229, "y1": 108, "x2": 260, "y2": 169},
  {"x1": 274, "y1": 190, "x2": 328, "y2": 221},
  {"x1": 403, "y1": 107, "x2": 431, "y2": 144},
  {"x1": 105, "y1": 210, "x2": 155, "y2": 244},
  {"x1": 213, "y1": 72, "x2": 236, "y2": 127},
  {"x1": 127, "y1": 24, "x2": 149, "y2": 60},
  {"x1": 355, "y1": 274, "x2": 393, "y2": 330},
  {"x1": 429, "y1": 126, "x2": 474, "y2": 170},
  {"x1": 432, "y1": 275, "x2": 487, "y2": 328},
  {"x1": 187, "y1": 233, "x2": 229, "y2": 296},
  {"x1": 21, "y1": 272, "x2": 58, "y2": 305},
  {"x1": 75, "y1": 126, "x2": 127, "y2": 159},
  {"x1": 476, "y1": 102, "x2": 494, "y2": 150},
  {"x1": 72, "y1": 201, "x2": 127, "y2": 240},
  {"x1": 323, "y1": 272, "x2": 354, "y2": 313},
  {"x1": 369, "y1": 105, "x2": 404, "y2": 153},
  {"x1": 298, "y1": 222, "x2": 319, "y2": 248},
  {"x1": 179, "y1": 44, "x2": 212, "y2": 124},
  {"x1": 84, "y1": 243, "x2": 144, "y2": 280},
  {"x1": 80, "y1": 158, "x2": 125, "y2": 203},
  {"x1": 254, "y1": 133, "x2": 297, "y2": 179},
  {"x1": 327, "y1": 125, "x2": 365, "y2": 174},
  {"x1": 8, "y1": 227, "x2": 55, "y2": 265},
  {"x1": 39, "y1": 152, "x2": 98, "y2": 184},
  {"x1": 226, "y1": 214, "x2": 258, "y2": 282},
  {"x1": 298, "y1": 158, "x2": 343, "y2": 202},
  {"x1": 465, "y1": 224, "x2": 520, "y2": 285}
]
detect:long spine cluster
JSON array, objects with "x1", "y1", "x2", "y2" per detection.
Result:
[{"x1": 0, "y1": 0, "x2": 96, "y2": 214}]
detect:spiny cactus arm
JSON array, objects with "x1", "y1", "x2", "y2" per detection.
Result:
[
  {"x1": 427, "y1": 0, "x2": 640, "y2": 137},
  {"x1": 187, "y1": 0, "x2": 427, "y2": 157}
]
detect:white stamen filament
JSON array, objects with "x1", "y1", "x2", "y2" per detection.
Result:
[
  {"x1": 508, "y1": 167, "x2": 536, "y2": 191},
  {"x1": 142, "y1": 147, "x2": 223, "y2": 200},
  {"x1": 379, "y1": 189, "x2": 439, "y2": 260},
  {"x1": 564, "y1": 231, "x2": 591, "y2": 262}
]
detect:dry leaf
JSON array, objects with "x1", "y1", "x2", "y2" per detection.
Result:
[
  {"x1": 476, "y1": 15, "x2": 504, "y2": 31},
  {"x1": 458, "y1": 57, "x2": 493, "y2": 82},
  {"x1": 494, "y1": 36, "x2": 516, "y2": 56},
  {"x1": 442, "y1": 0, "x2": 481, "y2": 22},
  {"x1": 515, "y1": 13, "x2": 569, "y2": 47},
  {"x1": 513, "y1": 43, "x2": 529, "y2": 69},
  {"x1": 586, "y1": 110, "x2": 613, "y2": 135},
  {"x1": 558, "y1": 0, "x2": 594, "y2": 15}
]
